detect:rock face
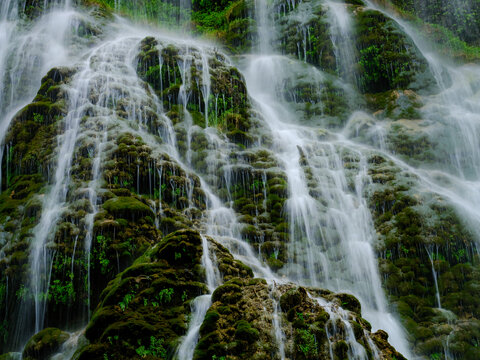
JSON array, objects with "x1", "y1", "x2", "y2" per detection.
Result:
[
  {"x1": 75, "y1": 229, "x2": 404, "y2": 360},
  {"x1": 0, "y1": 1, "x2": 480, "y2": 360}
]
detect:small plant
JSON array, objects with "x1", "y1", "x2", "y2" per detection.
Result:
[
  {"x1": 48, "y1": 272, "x2": 76, "y2": 305},
  {"x1": 119, "y1": 293, "x2": 135, "y2": 312},
  {"x1": 157, "y1": 288, "x2": 174, "y2": 303},
  {"x1": 136, "y1": 336, "x2": 167, "y2": 358},
  {"x1": 96, "y1": 235, "x2": 110, "y2": 274},
  {"x1": 33, "y1": 113, "x2": 44, "y2": 124},
  {"x1": 251, "y1": 179, "x2": 262, "y2": 191},
  {"x1": 0, "y1": 319, "x2": 8, "y2": 344},
  {"x1": 296, "y1": 328, "x2": 318, "y2": 358}
]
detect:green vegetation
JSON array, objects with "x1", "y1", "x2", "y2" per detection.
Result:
[
  {"x1": 22, "y1": 328, "x2": 69, "y2": 360},
  {"x1": 296, "y1": 328, "x2": 318, "y2": 358},
  {"x1": 48, "y1": 273, "x2": 76, "y2": 305},
  {"x1": 355, "y1": 9, "x2": 431, "y2": 93},
  {"x1": 2, "y1": 2, "x2": 480, "y2": 359},
  {"x1": 367, "y1": 154, "x2": 480, "y2": 359},
  {"x1": 390, "y1": 0, "x2": 480, "y2": 46},
  {"x1": 135, "y1": 336, "x2": 167, "y2": 358},
  {"x1": 85, "y1": 0, "x2": 190, "y2": 27}
]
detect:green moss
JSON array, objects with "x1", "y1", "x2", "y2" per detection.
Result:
[
  {"x1": 80, "y1": 230, "x2": 210, "y2": 359},
  {"x1": 367, "y1": 157, "x2": 480, "y2": 358},
  {"x1": 334, "y1": 293, "x2": 361, "y2": 314},
  {"x1": 102, "y1": 197, "x2": 153, "y2": 217},
  {"x1": 22, "y1": 328, "x2": 69, "y2": 360},
  {"x1": 234, "y1": 320, "x2": 259, "y2": 342},
  {"x1": 191, "y1": 0, "x2": 255, "y2": 53},
  {"x1": 200, "y1": 311, "x2": 220, "y2": 334},
  {"x1": 212, "y1": 281, "x2": 242, "y2": 304},
  {"x1": 355, "y1": 9, "x2": 433, "y2": 93}
]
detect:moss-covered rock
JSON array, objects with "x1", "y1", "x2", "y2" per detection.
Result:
[
  {"x1": 102, "y1": 197, "x2": 153, "y2": 218},
  {"x1": 354, "y1": 8, "x2": 434, "y2": 93},
  {"x1": 390, "y1": 0, "x2": 480, "y2": 46},
  {"x1": 195, "y1": 277, "x2": 273, "y2": 360},
  {"x1": 76, "y1": 229, "x2": 254, "y2": 359},
  {"x1": 276, "y1": 0, "x2": 336, "y2": 72},
  {"x1": 365, "y1": 153, "x2": 480, "y2": 359},
  {"x1": 77, "y1": 229, "x2": 207, "y2": 359},
  {"x1": 22, "y1": 327, "x2": 69, "y2": 360},
  {"x1": 372, "y1": 329, "x2": 407, "y2": 360}
]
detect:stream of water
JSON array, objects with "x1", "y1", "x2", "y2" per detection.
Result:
[{"x1": 1, "y1": 0, "x2": 480, "y2": 359}]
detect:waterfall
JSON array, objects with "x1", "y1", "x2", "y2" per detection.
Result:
[
  {"x1": 425, "y1": 245, "x2": 442, "y2": 309},
  {"x1": 315, "y1": 296, "x2": 369, "y2": 360},
  {"x1": 176, "y1": 235, "x2": 221, "y2": 360},
  {"x1": 364, "y1": 0, "x2": 480, "y2": 181},
  {"x1": 242, "y1": 54, "x2": 412, "y2": 357},
  {"x1": 326, "y1": 0, "x2": 357, "y2": 83},
  {"x1": 0, "y1": 1, "x2": 76, "y2": 192},
  {"x1": 242, "y1": 0, "x2": 413, "y2": 356},
  {"x1": 270, "y1": 284, "x2": 286, "y2": 360},
  {"x1": 2, "y1": 0, "x2": 480, "y2": 359}
]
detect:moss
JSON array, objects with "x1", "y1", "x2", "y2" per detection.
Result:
[
  {"x1": 199, "y1": 311, "x2": 220, "y2": 335},
  {"x1": 280, "y1": 287, "x2": 307, "y2": 313},
  {"x1": 333, "y1": 339, "x2": 348, "y2": 359},
  {"x1": 211, "y1": 282, "x2": 242, "y2": 304},
  {"x1": 389, "y1": 0, "x2": 480, "y2": 48},
  {"x1": 334, "y1": 293, "x2": 361, "y2": 314},
  {"x1": 234, "y1": 320, "x2": 259, "y2": 342},
  {"x1": 367, "y1": 156, "x2": 480, "y2": 358},
  {"x1": 102, "y1": 197, "x2": 153, "y2": 218},
  {"x1": 276, "y1": 3, "x2": 336, "y2": 72},
  {"x1": 191, "y1": 0, "x2": 256, "y2": 53},
  {"x1": 354, "y1": 9, "x2": 434, "y2": 93},
  {"x1": 22, "y1": 328, "x2": 69, "y2": 360},
  {"x1": 2, "y1": 67, "x2": 70, "y2": 190},
  {"x1": 0, "y1": 353, "x2": 21, "y2": 360},
  {"x1": 80, "y1": 230, "x2": 209, "y2": 359},
  {"x1": 195, "y1": 276, "x2": 271, "y2": 360},
  {"x1": 275, "y1": 283, "x2": 394, "y2": 359}
]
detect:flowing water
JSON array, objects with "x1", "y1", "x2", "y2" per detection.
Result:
[
  {"x1": 314, "y1": 296, "x2": 370, "y2": 360},
  {"x1": 242, "y1": 54, "x2": 412, "y2": 357},
  {"x1": 0, "y1": 0, "x2": 79, "y2": 191},
  {"x1": 326, "y1": 0, "x2": 357, "y2": 83},
  {"x1": 363, "y1": 0, "x2": 480, "y2": 239},
  {"x1": 2, "y1": 0, "x2": 480, "y2": 358},
  {"x1": 425, "y1": 245, "x2": 442, "y2": 309},
  {"x1": 176, "y1": 235, "x2": 220, "y2": 360}
]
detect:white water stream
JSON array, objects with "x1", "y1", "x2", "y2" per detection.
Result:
[
  {"x1": 1, "y1": 0, "x2": 480, "y2": 359},
  {"x1": 0, "y1": 0, "x2": 76, "y2": 190}
]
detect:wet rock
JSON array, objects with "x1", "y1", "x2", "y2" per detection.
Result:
[{"x1": 22, "y1": 328, "x2": 69, "y2": 360}]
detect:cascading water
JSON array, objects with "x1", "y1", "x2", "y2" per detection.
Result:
[
  {"x1": 242, "y1": 0, "x2": 413, "y2": 356},
  {"x1": 362, "y1": 0, "x2": 480, "y2": 239},
  {"x1": 314, "y1": 295, "x2": 371, "y2": 360},
  {"x1": 0, "y1": 0, "x2": 78, "y2": 191},
  {"x1": 2, "y1": 0, "x2": 480, "y2": 359},
  {"x1": 425, "y1": 245, "x2": 442, "y2": 309},
  {"x1": 242, "y1": 55, "x2": 412, "y2": 357},
  {"x1": 176, "y1": 235, "x2": 220, "y2": 360},
  {"x1": 326, "y1": 0, "x2": 357, "y2": 83}
]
